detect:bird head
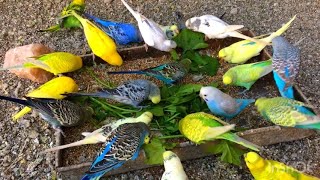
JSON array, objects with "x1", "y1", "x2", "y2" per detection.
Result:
[
  {"x1": 244, "y1": 152, "x2": 266, "y2": 170},
  {"x1": 199, "y1": 86, "x2": 217, "y2": 102},
  {"x1": 144, "y1": 135, "x2": 151, "y2": 144},
  {"x1": 165, "y1": 24, "x2": 180, "y2": 39},
  {"x1": 72, "y1": 0, "x2": 85, "y2": 6},
  {"x1": 222, "y1": 71, "x2": 235, "y2": 85},
  {"x1": 185, "y1": 17, "x2": 201, "y2": 31},
  {"x1": 136, "y1": 111, "x2": 153, "y2": 125},
  {"x1": 254, "y1": 97, "x2": 268, "y2": 111},
  {"x1": 149, "y1": 83, "x2": 161, "y2": 104},
  {"x1": 163, "y1": 151, "x2": 184, "y2": 170}
]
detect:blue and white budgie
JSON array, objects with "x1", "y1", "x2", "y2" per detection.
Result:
[
  {"x1": 63, "y1": 79, "x2": 161, "y2": 108},
  {"x1": 121, "y1": 0, "x2": 177, "y2": 52},
  {"x1": 43, "y1": 112, "x2": 153, "y2": 152},
  {"x1": 107, "y1": 59, "x2": 191, "y2": 85},
  {"x1": 161, "y1": 151, "x2": 188, "y2": 180},
  {"x1": 255, "y1": 97, "x2": 320, "y2": 130},
  {"x1": 0, "y1": 95, "x2": 92, "y2": 135},
  {"x1": 199, "y1": 86, "x2": 255, "y2": 119},
  {"x1": 82, "y1": 122, "x2": 150, "y2": 180},
  {"x1": 83, "y1": 13, "x2": 142, "y2": 45},
  {"x1": 185, "y1": 15, "x2": 267, "y2": 45},
  {"x1": 272, "y1": 36, "x2": 300, "y2": 99}
]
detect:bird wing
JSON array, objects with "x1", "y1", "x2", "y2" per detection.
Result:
[{"x1": 87, "y1": 123, "x2": 144, "y2": 173}]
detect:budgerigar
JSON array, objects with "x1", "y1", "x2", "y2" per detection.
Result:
[
  {"x1": 71, "y1": 11, "x2": 123, "y2": 66},
  {"x1": 179, "y1": 112, "x2": 261, "y2": 151},
  {"x1": 83, "y1": 13, "x2": 143, "y2": 45},
  {"x1": 43, "y1": 112, "x2": 153, "y2": 152},
  {"x1": 0, "y1": 96, "x2": 93, "y2": 135},
  {"x1": 255, "y1": 97, "x2": 320, "y2": 130},
  {"x1": 82, "y1": 122, "x2": 150, "y2": 180},
  {"x1": 185, "y1": 15, "x2": 267, "y2": 45},
  {"x1": 0, "y1": 52, "x2": 83, "y2": 75},
  {"x1": 199, "y1": 86, "x2": 255, "y2": 119},
  {"x1": 223, "y1": 59, "x2": 272, "y2": 90},
  {"x1": 107, "y1": 59, "x2": 191, "y2": 85},
  {"x1": 121, "y1": 0, "x2": 177, "y2": 52},
  {"x1": 13, "y1": 76, "x2": 79, "y2": 120},
  {"x1": 219, "y1": 15, "x2": 296, "y2": 64},
  {"x1": 63, "y1": 79, "x2": 161, "y2": 108},
  {"x1": 41, "y1": 0, "x2": 85, "y2": 32},
  {"x1": 245, "y1": 152, "x2": 320, "y2": 180},
  {"x1": 272, "y1": 36, "x2": 300, "y2": 99},
  {"x1": 161, "y1": 151, "x2": 188, "y2": 180}
]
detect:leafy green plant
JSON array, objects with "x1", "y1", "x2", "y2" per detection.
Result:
[{"x1": 172, "y1": 29, "x2": 220, "y2": 76}]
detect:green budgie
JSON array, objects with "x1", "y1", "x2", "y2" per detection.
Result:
[
  {"x1": 179, "y1": 112, "x2": 261, "y2": 151},
  {"x1": 255, "y1": 97, "x2": 320, "y2": 130},
  {"x1": 223, "y1": 59, "x2": 272, "y2": 90}
]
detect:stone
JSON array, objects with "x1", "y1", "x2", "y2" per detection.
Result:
[{"x1": 3, "y1": 44, "x2": 54, "y2": 83}]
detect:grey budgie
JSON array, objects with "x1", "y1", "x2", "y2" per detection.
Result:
[
  {"x1": 64, "y1": 79, "x2": 161, "y2": 108},
  {"x1": 0, "y1": 95, "x2": 93, "y2": 134}
]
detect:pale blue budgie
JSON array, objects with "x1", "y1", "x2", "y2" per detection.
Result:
[
  {"x1": 199, "y1": 86, "x2": 255, "y2": 119},
  {"x1": 272, "y1": 36, "x2": 300, "y2": 99},
  {"x1": 63, "y1": 79, "x2": 161, "y2": 108}
]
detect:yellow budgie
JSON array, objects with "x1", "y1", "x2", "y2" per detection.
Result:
[
  {"x1": 219, "y1": 15, "x2": 296, "y2": 64},
  {"x1": 13, "y1": 76, "x2": 79, "y2": 121},
  {"x1": 0, "y1": 52, "x2": 83, "y2": 75},
  {"x1": 71, "y1": 11, "x2": 123, "y2": 66},
  {"x1": 245, "y1": 152, "x2": 320, "y2": 180}
]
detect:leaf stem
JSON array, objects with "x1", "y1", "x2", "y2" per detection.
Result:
[
  {"x1": 86, "y1": 67, "x2": 112, "y2": 88},
  {"x1": 157, "y1": 134, "x2": 184, "y2": 139}
]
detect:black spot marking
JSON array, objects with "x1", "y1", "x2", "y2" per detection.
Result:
[{"x1": 191, "y1": 19, "x2": 201, "y2": 29}]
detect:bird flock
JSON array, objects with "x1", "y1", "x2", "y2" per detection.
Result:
[{"x1": 1, "y1": 0, "x2": 319, "y2": 179}]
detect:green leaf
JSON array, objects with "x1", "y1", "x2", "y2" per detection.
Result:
[
  {"x1": 183, "y1": 51, "x2": 208, "y2": 65},
  {"x1": 143, "y1": 137, "x2": 166, "y2": 165},
  {"x1": 173, "y1": 29, "x2": 208, "y2": 52},
  {"x1": 170, "y1": 49, "x2": 179, "y2": 60},
  {"x1": 206, "y1": 140, "x2": 246, "y2": 166},
  {"x1": 198, "y1": 55, "x2": 220, "y2": 76},
  {"x1": 147, "y1": 106, "x2": 164, "y2": 116}
]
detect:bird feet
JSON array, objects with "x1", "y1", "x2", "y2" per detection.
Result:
[
  {"x1": 54, "y1": 128, "x2": 66, "y2": 137},
  {"x1": 144, "y1": 44, "x2": 149, "y2": 52},
  {"x1": 237, "y1": 89, "x2": 248, "y2": 95}
]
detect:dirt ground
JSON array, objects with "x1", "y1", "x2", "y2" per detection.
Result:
[{"x1": 0, "y1": 0, "x2": 319, "y2": 179}]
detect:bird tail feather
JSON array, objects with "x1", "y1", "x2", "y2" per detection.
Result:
[
  {"x1": 42, "y1": 139, "x2": 90, "y2": 153},
  {"x1": 229, "y1": 31, "x2": 270, "y2": 46},
  {"x1": 0, "y1": 95, "x2": 30, "y2": 107},
  {"x1": 205, "y1": 124, "x2": 235, "y2": 140},
  {"x1": 295, "y1": 117, "x2": 320, "y2": 130},
  {"x1": 228, "y1": 135, "x2": 261, "y2": 151},
  {"x1": 121, "y1": 0, "x2": 140, "y2": 21},
  {"x1": 62, "y1": 92, "x2": 111, "y2": 98}
]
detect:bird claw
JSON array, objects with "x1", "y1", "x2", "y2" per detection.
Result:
[
  {"x1": 144, "y1": 44, "x2": 148, "y2": 52},
  {"x1": 92, "y1": 54, "x2": 97, "y2": 67},
  {"x1": 237, "y1": 89, "x2": 248, "y2": 95},
  {"x1": 54, "y1": 128, "x2": 66, "y2": 137}
]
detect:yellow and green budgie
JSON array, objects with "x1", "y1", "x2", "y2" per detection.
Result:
[
  {"x1": 13, "y1": 76, "x2": 79, "y2": 121},
  {"x1": 0, "y1": 52, "x2": 83, "y2": 75},
  {"x1": 179, "y1": 112, "x2": 261, "y2": 151},
  {"x1": 255, "y1": 97, "x2": 320, "y2": 130},
  {"x1": 71, "y1": 11, "x2": 123, "y2": 66},
  {"x1": 245, "y1": 152, "x2": 320, "y2": 180},
  {"x1": 219, "y1": 15, "x2": 296, "y2": 64},
  {"x1": 223, "y1": 59, "x2": 272, "y2": 90},
  {"x1": 41, "y1": 0, "x2": 85, "y2": 32}
]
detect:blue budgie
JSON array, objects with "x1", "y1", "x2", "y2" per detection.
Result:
[
  {"x1": 63, "y1": 79, "x2": 161, "y2": 108},
  {"x1": 0, "y1": 95, "x2": 93, "y2": 135},
  {"x1": 83, "y1": 13, "x2": 142, "y2": 45},
  {"x1": 272, "y1": 36, "x2": 300, "y2": 99},
  {"x1": 255, "y1": 97, "x2": 320, "y2": 130},
  {"x1": 107, "y1": 59, "x2": 191, "y2": 85},
  {"x1": 82, "y1": 122, "x2": 150, "y2": 180},
  {"x1": 199, "y1": 86, "x2": 255, "y2": 119}
]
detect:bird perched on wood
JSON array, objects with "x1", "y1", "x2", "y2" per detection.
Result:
[
  {"x1": 185, "y1": 15, "x2": 268, "y2": 45},
  {"x1": 255, "y1": 97, "x2": 320, "y2": 130},
  {"x1": 161, "y1": 151, "x2": 188, "y2": 180},
  {"x1": 107, "y1": 59, "x2": 191, "y2": 85},
  {"x1": 40, "y1": 0, "x2": 85, "y2": 32},
  {"x1": 0, "y1": 52, "x2": 83, "y2": 75},
  {"x1": 179, "y1": 112, "x2": 261, "y2": 151},
  {"x1": 223, "y1": 59, "x2": 273, "y2": 90},
  {"x1": 43, "y1": 112, "x2": 153, "y2": 152},
  {"x1": 272, "y1": 36, "x2": 300, "y2": 99},
  {"x1": 245, "y1": 152, "x2": 320, "y2": 180},
  {"x1": 0, "y1": 96, "x2": 93, "y2": 135},
  {"x1": 63, "y1": 79, "x2": 161, "y2": 108},
  {"x1": 121, "y1": 0, "x2": 177, "y2": 52},
  {"x1": 218, "y1": 15, "x2": 296, "y2": 64},
  {"x1": 199, "y1": 86, "x2": 255, "y2": 119},
  {"x1": 82, "y1": 122, "x2": 150, "y2": 180},
  {"x1": 13, "y1": 76, "x2": 79, "y2": 121},
  {"x1": 83, "y1": 13, "x2": 143, "y2": 45}
]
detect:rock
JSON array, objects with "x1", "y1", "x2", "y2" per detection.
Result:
[
  {"x1": 29, "y1": 130, "x2": 39, "y2": 139},
  {"x1": 3, "y1": 44, "x2": 54, "y2": 83},
  {"x1": 230, "y1": 7, "x2": 238, "y2": 14}
]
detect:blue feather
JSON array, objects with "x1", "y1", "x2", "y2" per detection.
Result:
[
  {"x1": 295, "y1": 122, "x2": 320, "y2": 130},
  {"x1": 273, "y1": 71, "x2": 294, "y2": 99},
  {"x1": 84, "y1": 13, "x2": 142, "y2": 45},
  {"x1": 207, "y1": 99, "x2": 254, "y2": 119}
]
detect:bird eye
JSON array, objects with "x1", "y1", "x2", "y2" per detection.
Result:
[{"x1": 204, "y1": 94, "x2": 207, "y2": 97}]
